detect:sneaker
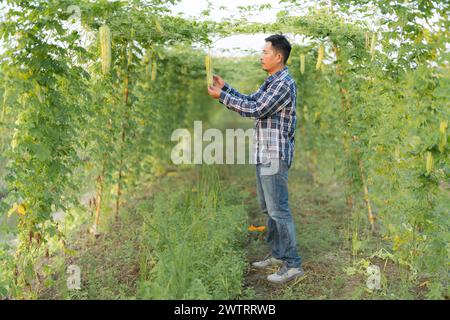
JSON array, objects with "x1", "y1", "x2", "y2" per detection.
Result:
[
  {"x1": 252, "y1": 254, "x2": 283, "y2": 269},
  {"x1": 267, "y1": 262, "x2": 305, "y2": 284}
]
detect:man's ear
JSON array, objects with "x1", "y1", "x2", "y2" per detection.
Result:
[{"x1": 277, "y1": 52, "x2": 283, "y2": 64}]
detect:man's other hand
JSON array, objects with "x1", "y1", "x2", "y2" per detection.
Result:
[
  {"x1": 213, "y1": 75, "x2": 225, "y2": 89},
  {"x1": 207, "y1": 84, "x2": 221, "y2": 99}
]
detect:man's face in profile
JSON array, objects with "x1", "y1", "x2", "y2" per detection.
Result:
[{"x1": 260, "y1": 41, "x2": 283, "y2": 72}]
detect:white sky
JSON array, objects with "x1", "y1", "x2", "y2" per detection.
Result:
[{"x1": 171, "y1": 0, "x2": 284, "y2": 22}]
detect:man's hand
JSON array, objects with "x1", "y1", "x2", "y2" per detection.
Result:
[
  {"x1": 213, "y1": 75, "x2": 225, "y2": 89},
  {"x1": 207, "y1": 84, "x2": 221, "y2": 99}
]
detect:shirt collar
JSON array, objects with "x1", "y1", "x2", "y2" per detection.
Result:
[{"x1": 265, "y1": 66, "x2": 288, "y2": 84}]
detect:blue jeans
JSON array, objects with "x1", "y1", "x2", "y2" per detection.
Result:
[{"x1": 256, "y1": 158, "x2": 301, "y2": 268}]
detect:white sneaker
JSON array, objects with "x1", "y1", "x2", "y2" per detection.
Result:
[
  {"x1": 252, "y1": 254, "x2": 283, "y2": 269},
  {"x1": 267, "y1": 262, "x2": 305, "y2": 284}
]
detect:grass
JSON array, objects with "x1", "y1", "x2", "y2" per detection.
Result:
[
  {"x1": 135, "y1": 173, "x2": 248, "y2": 299},
  {"x1": 38, "y1": 165, "x2": 249, "y2": 300}
]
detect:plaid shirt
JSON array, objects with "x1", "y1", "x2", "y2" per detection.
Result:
[{"x1": 219, "y1": 66, "x2": 297, "y2": 168}]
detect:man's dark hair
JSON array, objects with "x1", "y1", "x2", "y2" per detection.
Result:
[{"x1": 265, "y1": 34, "x2": 292, "y2": 64}]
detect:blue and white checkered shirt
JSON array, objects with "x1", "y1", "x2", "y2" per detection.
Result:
[{"x1": 219, "y1": 66, "x2": 297, "y2": 168}]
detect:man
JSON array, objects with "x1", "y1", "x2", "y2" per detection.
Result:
[{"x1": 207, "y1": 34, "x2": 303, "y2": 284}]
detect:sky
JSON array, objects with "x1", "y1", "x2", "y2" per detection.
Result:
[{"x1": 171, "y1": 0, "x2": 283, "y2": 21}]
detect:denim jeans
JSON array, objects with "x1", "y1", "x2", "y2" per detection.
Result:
[{"x1": 256, "y1": 158, "x2": 301, "y2": 268}]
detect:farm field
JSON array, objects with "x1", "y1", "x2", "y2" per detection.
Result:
[{"x1": 0, "y1": 0, "x2": 448, "y2": 301}]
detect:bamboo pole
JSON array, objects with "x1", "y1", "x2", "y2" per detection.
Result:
[
  {"x1": 333, "y1": 45, "x2": 354, "y2": 209},
  {"x1": 115, "y1": 74, "x2": 129, "y2": 220},
  {"x1": 93, "y1": 164, "x2": 105, "y2": 236}
]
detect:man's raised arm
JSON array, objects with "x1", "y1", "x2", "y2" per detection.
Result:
[
  {"x1": 219, "y1": 80, "x2": 291, "y2": 119},
  {"x1": 214, "y1": 75, "x2": 261, "y2": 101}
]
